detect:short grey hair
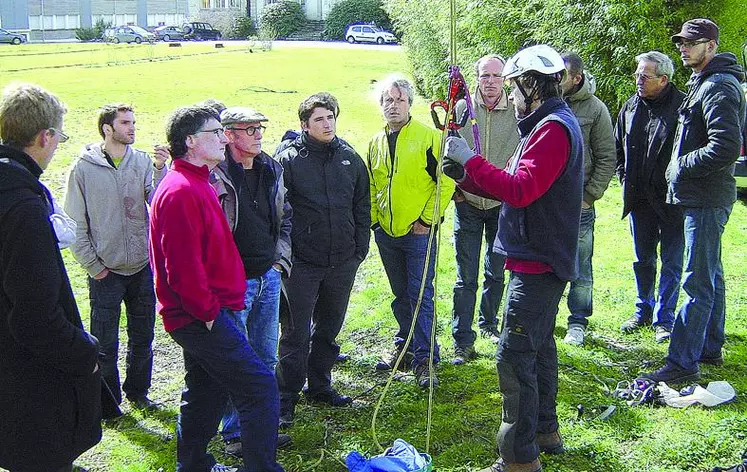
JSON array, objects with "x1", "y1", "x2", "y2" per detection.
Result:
[
  {"x1": 378, "y1": 75, "x2": 414, "y2": 105},
  {"x1": 474, "y1": 54, "x2": 506, "y2": 76},
  {"x1": 635, "y1": 51, "x2": 675, "y2": 78}
]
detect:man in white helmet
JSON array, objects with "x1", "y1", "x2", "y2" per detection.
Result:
[{"x1": 443, "y1": 44, "x2": 584, "y2": 472}]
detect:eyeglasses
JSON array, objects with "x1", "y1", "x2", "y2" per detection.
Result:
[
  {"x1": 227, "y1": 125, "x2": 266, "y2": 136},
  {"x1": 633, "y1": 73, "x2": 661, "y2": 82},
  {"x1": 195, "y1": 127, "x2": 225, "y2": 137},
  {"x1": 675, "y1": 39, "x2": 710, "y2": 49},
  {"x1": 49, "y1": 127, "x2": 69, "y2": 143}
]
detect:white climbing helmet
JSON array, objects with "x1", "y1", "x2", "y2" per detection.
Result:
[{"x1": 502, "y1": 44, "x2": 566, "y2": 80}]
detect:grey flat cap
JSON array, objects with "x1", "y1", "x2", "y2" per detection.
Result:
[{"x1": 221, "y1": 106, "x2": 268, "y2": 126}]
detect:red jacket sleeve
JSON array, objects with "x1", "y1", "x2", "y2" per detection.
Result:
[{"x1": 463, "y1": 122, "x2": 570, "y2": 208}]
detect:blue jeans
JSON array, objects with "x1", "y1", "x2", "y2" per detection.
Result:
[
  {"x1": 88, "y1": 266, "x2": 155, "y2": 404},
  {"x1": 496, "y1": 272, "x2": 566, "y2": 464},
  {"x1": 169, "y1": 309, "x2": 283, "y2": 472},
  {"x1": 567, "y1": 206, "x2": 595, "y2": 327},
  {"x1": 629, "y1": 203, "x2": 684, "y2": 328},
  {"x1": 375, "y1": 228, "x2": 440, "y2": 366},
  {"x1": 452, "y1": 201, "x2": 505, "y2": 348},
  {"x1": 667, "y1": 206, "x2": 731, "y2": 372},
  {"x1": 221, "y1": 266, "x2": 281, "y2": 441}
]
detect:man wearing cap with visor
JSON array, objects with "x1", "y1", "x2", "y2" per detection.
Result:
[
  {"x1": 643, "y1": 19, "x2": 745, "y2": 383},
  {"x1": 213, "y1": 107, "x2": 293, "y2": 453},
  {"x1": 444, "y1": 44, "x2": 584, "y2": 472}
]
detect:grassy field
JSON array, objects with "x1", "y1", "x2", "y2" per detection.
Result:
[{"x1": 1, "y1": 41, "x2": 745, "y2": 472}]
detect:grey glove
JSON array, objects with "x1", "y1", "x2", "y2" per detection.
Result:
[{"x1": 445, "y1": 136, "x2": 477, "y2": 166}]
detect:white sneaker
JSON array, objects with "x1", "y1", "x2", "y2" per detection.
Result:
[
  {"x1": 211, "y1": 464, "x2": 238, "y2": 472},
  {"x1": 564, "y1": 325, "x2": 585, "y2": 346}
]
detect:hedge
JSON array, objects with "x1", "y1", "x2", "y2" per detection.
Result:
[
  {"x1": 385, "y1": 0, "x2": 747, "y2": 114},
  {"x1": 259, "y1": 1, "x2": 306, "y2": 39},
  {"x1": 325, "y1": 0, "x2": 393, "y2": 40}
]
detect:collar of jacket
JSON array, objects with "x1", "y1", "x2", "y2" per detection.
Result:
[
  {"x1": 517, "y1": 97, "x2": 566, "y2": 137},
  {"x1": 640, "y1": 83, "x2": 677, "y2": 109},
  {"x1": 566, "y1": 70, "x2": 596, "y2": 102},
  {"x1": 0, "y1": 144, "x2": 43, "y2": 178},
  {"x1": 688, "y1": 52, "x2": 745, "y2": 86},
  {"x1": 300, "y1": 131, "x2": 340, "y2": 157},
  {"x1": 172, "y1": 157, "x2": 211, "y2": 179},
  {"x1": 475, "y1": 87, "x2": 509, "y2": 111}
]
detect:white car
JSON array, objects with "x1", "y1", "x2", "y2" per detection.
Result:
[{"x1": 345, "y1": 25, "x2": 396, "y2": 44}]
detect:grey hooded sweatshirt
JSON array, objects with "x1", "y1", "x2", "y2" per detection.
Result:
[
  {"x1": 565, "y1": 71, "x2": 617, "y2": 204},
  {"x1": 64, "y1": 143, "x2": 166, "y2": 277}
]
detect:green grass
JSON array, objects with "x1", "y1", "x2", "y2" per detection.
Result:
[{"x1": 1, "y1": 42, "x2": 745, "y2": 472}]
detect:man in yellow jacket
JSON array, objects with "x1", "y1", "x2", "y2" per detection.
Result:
[{"x1": 367, "y1": 76, "x2": 455, "y2": 388}]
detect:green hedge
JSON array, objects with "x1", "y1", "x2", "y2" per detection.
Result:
[
  {"x1": 325, "y1": 0, "x2": 393, "y2": 40},
  {"x1": 260, "y1": 1, "x2": 306, "y2": 39},
  {"x1": 385, "y1": 0, "x2": 747, "y2": 114}
]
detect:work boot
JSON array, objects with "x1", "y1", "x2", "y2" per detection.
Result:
[
  {"x1": 536, "y1": 430, "x2": 565, "y2": 454},
  {"x1": 699, "y1": 352, "x2": 724, "y2": 366},
  {"x1": 620, "y1": 315, "x2": 651, "y2": 333},
  {"x1": 304, "y1": 388, "x2": 353, "y2": 407},
  {"x1": 641, "y1": 363, "x2": 700, "y2": 384},
  {"x1": 478, "y1": 457, "x2": 542, "y2": 472},
  {"x1": 452, "y1": 345, "x2": 477, "y2": 365},
  {"x1": 375, "y1": 345, "x2": 413, "y2": 371},
  {"x1": 128, "y1": 395, "x2": 162, "y2": 411},
  {"x1": 414, "y1": 361, "x2": 439, "y2": 389},
  {"x1": 279, "y1": 398, "x2": 296, "y2": 429}
]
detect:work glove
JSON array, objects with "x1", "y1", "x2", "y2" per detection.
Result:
[
  {"x1": 445, "y1": 136, "x2": 478, "y2": 166},
  {"x1": 442, "y1": 159, "x2": 466, "y2": 182}
]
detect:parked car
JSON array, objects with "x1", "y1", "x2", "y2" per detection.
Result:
[
  {"x1": 182, "y1": 22, "x2": 221, "y2": 41},
  {"x1": 154, "y1": 25, "x2": 186, "y2": 42},
  {"x1": 103, "y1": 25, "x2": 155, "y2": 44},
  {"x1": 345, "y1": 24, "x2": 396, "y2": 44},
  {"x1": 0, "y1": 28, "x2": 26, "y2": 45}
]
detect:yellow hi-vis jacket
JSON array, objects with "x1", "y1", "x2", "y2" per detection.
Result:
[{"x1": 367, "y1": 118, "x2": 455, "y2": 237}]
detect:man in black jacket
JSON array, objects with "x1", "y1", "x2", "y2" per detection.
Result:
[
  {"x1": 645, "y1": 18, "x2": 746, "y2": 383},
  {"x1": 274, "y1": 93, "x2": 371, "y2": 426},
  {"x1": 615, "y1": 51, "x2": 685, "y2": 343},
  {"x1": 0, "y1": 83, "x2": 101, "y2": 472}
]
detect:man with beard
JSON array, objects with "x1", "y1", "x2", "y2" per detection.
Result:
[
  {"x1": 644, "y1": 18, "x2": 746, "y2": 383},
  {"x1": 65, "y1": 104, "x2": 167, "y2": 409}
]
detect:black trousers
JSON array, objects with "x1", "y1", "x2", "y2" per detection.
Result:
[{"x1": 276, "y1": 257, "x2": 360, "y2": 402}]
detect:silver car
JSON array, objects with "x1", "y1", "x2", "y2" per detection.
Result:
[{"x1": 0, "y1": 28, "x2": 26, "y2": 45}]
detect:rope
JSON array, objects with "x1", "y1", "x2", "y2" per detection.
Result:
[{"x1": 370, "y1": 0, "x2": 460, "y2": 457}]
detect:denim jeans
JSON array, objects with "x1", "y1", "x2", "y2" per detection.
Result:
[
  {"x1": 567, "y1": 206, "x2": 595, "y2": 327},
  {"x1": 169, "y1": 309, "x2": 284, "y2": 472},
  {"x1": 667, "y1": 205, "x2": 731, "y2": 372},
  {"x1": 628, "y1": 203, "x2": 684, "y2": 328},
  {"x1": 276, "y1": 257, "x2": 359, "y2": 403},
  {"x1": 221, "y1": 266, "x2": 281, "y2": 441},
  {"x1": 88, "y1": 266, "x2": 155, "y2": 404},
  {"x1": 452, "y1": 201, "x2": 505, "y2": 348},
  {"x1": 375, "y1": 228, "x2": 440, "y2": 367},
  {"x1": 496, "y1": 271, "x2": 566, "y2": 464}
]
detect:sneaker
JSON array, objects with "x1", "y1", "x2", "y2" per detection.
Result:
[
  {"x1": 210, "y1": 464, "x2": 238, "y2": 472},
  {"x1": 279, "y1": 399, "x2": 296, "y2": 429},
  {"x1": 478, "y1": 457, "x2": 542, "y2": 472},
  {"x1": 128, "y1": 395, "x2": 162, "y2": 411},
  {"x1": 304, "y1": 388, "x2": 352, "y2": 407},
  {"x1": 620, "y1": 315, "x2": 651, "y2": 333},
  {"x1": 375, "y1": 346, "x2": 413, "y2": 371},
  {"x1": 452, "y1": 345, "x2": 477, "y2": 365},
  {"x1": 641, "y1": 363, "x2": 700, "y2": 384},
  {"x1": 536, "y1": 430, "x2": 565, "y2": 454},
  {"x1": 699, "y1": 353, "x2": 724, "y2": 366},
  {"x1": 335, "y1": 352, "x2": 351, "y2": 363},
  {"x1": 414, "y1": 361, "x2": 439, "y2": 389},
  {"x1": 277, "y1": 432, "x2": 292, "y2": 449},
  {"x1": 224, "y1": 437, "x2": 242, "y2": 456},
  {"x1": 563, "y1": 325, "x2": 585, "y2": 346},
  {"x1": 654, "y1": 325, "x2": 672, "y2": 343},
  {"x1": 480, "y1": 326, "x2": 501, "y2": 344}
]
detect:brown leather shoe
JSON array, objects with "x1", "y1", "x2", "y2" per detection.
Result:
[
  {"x1": 536, "y1": 430, "x2": 565, "y2": 454},
  {"x1": 477, "y1": 458, "x2": 542, "y2": 472}
]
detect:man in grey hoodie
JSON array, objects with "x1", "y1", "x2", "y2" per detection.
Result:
[
  {"x1": 560, "y1": 53, "x2": 616, "y2": 346},
  {"x1": 65, "y1": 104, "x2": 167, "y2": 408}
]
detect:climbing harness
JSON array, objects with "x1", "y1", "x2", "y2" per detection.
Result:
[{"x1": 611, "y1": 378, "x2": 660, "y2": 406}]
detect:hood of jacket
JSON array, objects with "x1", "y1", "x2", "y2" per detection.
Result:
[
  {"x1": 566, "y1": 71, "x2": 597, "y2": 103},
  {"x1": 690, "y1": 52, "x2": 745, "y2": 84},
  {"x1": 0, "y1": 145, "x2": 44, "y2": 197}
]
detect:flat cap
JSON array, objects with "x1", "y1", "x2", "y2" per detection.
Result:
[
  {"x1": 672, "y1": 18, "x2": 719, "y2": 43},
  {"x1": 221, "y1": 107, "x2": 268, "y2": 126}
]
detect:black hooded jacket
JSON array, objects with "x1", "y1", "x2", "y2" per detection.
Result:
[
  {"x1": 666, "y1": 53, "x2": 747, "y2": 207},
  {"x1": 0, "y1": 144, "x2": 101, "y2": 470}
]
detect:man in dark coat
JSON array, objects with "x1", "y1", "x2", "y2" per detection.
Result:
[
  {"x1": 0, "y1": 83, "x2": 102, "y2": 472},
  {"x1": 615, "y1": 50, "x2": 685, "y2": 343}
]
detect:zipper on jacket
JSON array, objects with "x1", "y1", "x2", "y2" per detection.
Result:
[{"x1": 386, "y1": 137, "x2": 395, "y2": 235}]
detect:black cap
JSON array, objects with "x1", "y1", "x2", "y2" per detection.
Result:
[{"x1": 672, "y1": 18, "x2": 719, "y2": 43}]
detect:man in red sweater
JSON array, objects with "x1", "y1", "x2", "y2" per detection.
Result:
[
  {"x1": 444, "y1": 45, "x2": 584, "y2": 472},
  {"x1": 149, "y1": 105, "x2": 284, "y2": 472}
]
